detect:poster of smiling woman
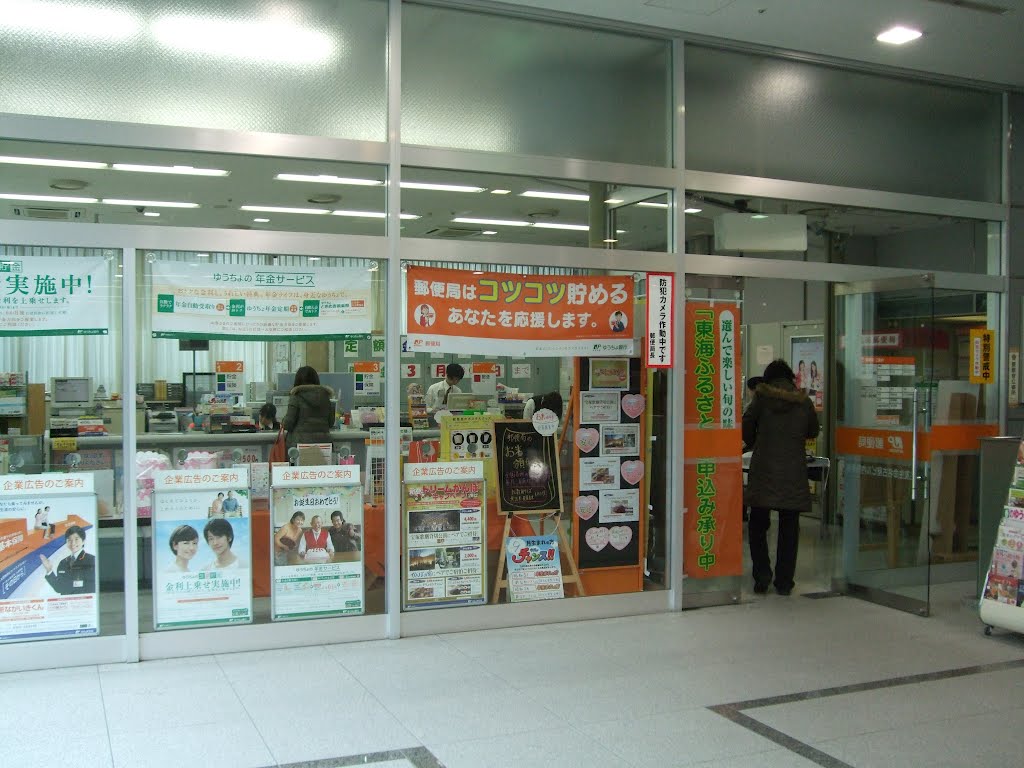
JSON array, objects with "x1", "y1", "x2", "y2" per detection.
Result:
[{"x1": 151, "y1": 468, "x2": 252, "y2": 630}]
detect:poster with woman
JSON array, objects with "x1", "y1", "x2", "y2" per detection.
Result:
[{"x1": 790, "y1": 336, "x2": 825, "y2": 410}]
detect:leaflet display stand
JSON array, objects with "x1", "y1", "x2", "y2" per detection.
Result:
[{"x1": 979, "y1": 438, "x2": 1024, "y2": 636}]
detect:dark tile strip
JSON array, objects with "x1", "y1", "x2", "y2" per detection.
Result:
[
  {"x1": 275, "y1": 745, "x2": 446, "y2": 768},
  {"x1": 709, "y1": 705, "x2": 855, "y2": 768}
]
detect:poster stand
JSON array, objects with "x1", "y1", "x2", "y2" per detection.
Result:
[{"x1": 491, "y1": 505, "x2": 584, "y2": 602}]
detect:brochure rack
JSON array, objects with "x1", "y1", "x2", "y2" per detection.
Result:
[{"x1": 979, "y1": 438, "x2": 1024, "y2": 636}]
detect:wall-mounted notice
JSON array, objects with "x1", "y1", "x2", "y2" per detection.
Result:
[
  {"x1": 646, "y1": 272, "x2": 674, "y2": 369},
  {"x1": 0, "y1": 255, "x2": 111, "y2": 337},
  {"x1": 493, "y1": 421, "x2": 561, "y2": 513},
  {"x1": 215, "y1": 360, "x2": 245, "y2": 397},
  {"x1": 403, "y1": 461, "x2": 486, "y2": 609},
  {"x1": 270, "y1": 465, "x2": 364, "y2": 620},
  {"x1": 505, "y1": 534, "x2": 565, "y2": 602},
  {"x1": 0, "y1": 473, "x2": 99, "y2": 643},
  {"x1": 511, "y1": 363, "x2": 532, "y2": 379},
  {"x1": 970, "y1": 328, "x2": 996, "y2": 385},
  {"x1": 152, "y1": 467, "x2": 252, "y2": 630},
  {"x1": 354, "y1": 361, "x2": 382, "y2": 396},
  {"x1": 441, "y1": 414, "x2": 497, "y2": 503}
]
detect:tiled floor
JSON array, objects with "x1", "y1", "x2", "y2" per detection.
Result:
[{"x1": 2, "y1": 581, "x2": 1023, "y2": 768}]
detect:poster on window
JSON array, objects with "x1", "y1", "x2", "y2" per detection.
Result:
[
  {"x1": 406, "y1": 266, "x2": 634, "y2": 357},
  {"x1": 151, "y1": 468, "x2": 252, "y2": 630},
  {"x1": 270, "y1": 465, "x2": 364, "y2": 620},
  {"x1": 0, "y1": 255, "x2": 111, "y2": 336},
  {"x1": 790, "y1": 336, "x2": 825, "y2": 410},
  {"x1": 150, "y1": 261, "x2": 372, "y2": 341},
  {"x1": 0, "y1": 474, "x2": 99, "y2": 643},
  {"x1": 403, "y1": 462, "x2": 486, "y2": 609},
  {"x1": 441, "y1": 414, "x2": 497, "y2": 503},
  {"x1": 505, "y1": 534, "x2": 565, "y2": 602}
]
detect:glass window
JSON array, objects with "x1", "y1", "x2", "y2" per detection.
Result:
[
  {"x1": 0, "y1": 0, "x2": 387, "y2": 141},
  {"x1": 134, "y1": 250, "x2": 386, "y2": 633},
  {"x1": 403, "y1": 4, "x2": 670, "y2": 166}
]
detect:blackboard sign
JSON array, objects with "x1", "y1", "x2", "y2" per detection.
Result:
[{"x1": 494, "y1": 420, "x2": 561, "y2": 513}]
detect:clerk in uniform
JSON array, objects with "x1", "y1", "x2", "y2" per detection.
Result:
[
  {"x1": 425, "y1": 363, "x2": 465, "y2": 413},
  {"x1": 39, "y1": 525, "x2": 96, "y2": 595}
]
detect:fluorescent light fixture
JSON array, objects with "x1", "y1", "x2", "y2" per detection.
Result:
[
  {"x1": 151, "y1": 16, "x2": 335, "y2": 65},
  {"x1": 253, "y1": 217, "x2": 270, "y2": 223},
  {"x1": 481, "y1": 230, "x2": 498, "y2": 235},
  {"x1": 331, "y1": 210, "x2": 420, "y2": 220},
  {"x1": 274, "y1": 173, "x2": 383, "y2": 186},
  {"x1": 603, "y1": 239, "x2": 618, "y2": 244},
  {"x1": 521, "y1": 190, "x2": 589, "y2": 202},
  {"x1": 877, "y1": 26, "x2": 922, "y2": 45},
  {"x1": 490, "y1": 189, "x2": 511, "y2": 195},
  {"x1": 751, "y1": 213, "x2": 769, "y2": 220},
  {"x1": 143, "y1": 211, "x2": 161, "y2": 217},
  {"x1": 400, "y1": 182, "x2": 484, "y2": 193},
  {"x1": 684, "y1": 207, "x2": 703, "y2": 214},
  {"x1": 0, "y1": 193, "x2": 97, "y2": 203},
  {"x1": 1, "y1": 1, "x2": 140, "y2": 40},
  {"x1": 103, "y1": 199, "x2": 199, "y2": 208},
  {"x1": 637, "y1": 201, "x2": 669, "y2": 209},
  {"x1": 240, "y1": 205, "x2": 329, "y2": 215},
  {"x1": 112, "y1": 163, "x2": 229, "y2": 177},
  {"x1": 452, "y1": 217, "x2": 530, "y2": 227},
  {"x1": 0, "y1": 154, "x2": 108, "y2": 170},
  {"x1": 605, "y1": 198, "x2": 624, "y2": 205},
  {"x1": 532, "y1": 222, "x2": 590, "y2": 231}
]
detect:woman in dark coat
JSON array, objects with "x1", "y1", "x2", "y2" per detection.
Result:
[
  {"x1": 282, "y1": 366, "x2": 335, "y2": 451},
  {"x1": 742, "y1": 359, "x2": 819, "y2": 596}
]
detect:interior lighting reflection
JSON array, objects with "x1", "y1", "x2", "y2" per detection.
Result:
[
  {"x1": 151, "y1": 16, "x2": 335, "y2": 65},
  {"x1": 521, "y1": 190, "x2": 590, "y2": 202},
  {"x1": 637, "y1": 201, "x2": 669, "y2": 209},
  {"x1": 1, "y1": 1, "x2": 141, "y2": 40},
  {"x1": 331, "y1": 210, "x2": 421, "y2": 220},
  {"x1": 452, "y1": 217, "x2": 529, "y2": 227},
  {"x1": 275, "y1": 173, "x2": 383, "y2": 186},
  {"x1": 532, "y1": 222, "x2": 590, "y2": 231},
  {"x1": 102, "y1": 199, "x2": 199, "y2": 208},
  {"x1": 0, "y1": 193, "x2": 97, "y2": 203},
  {"x1": 0, "y1": 155, "x2": 108, "y2": 170},
  {"x1": 240, "y1": 205, "x2": 329, "y2": 215},
  {"x1": 113, "y1": 163, "x2": 229, "y2": 177}
]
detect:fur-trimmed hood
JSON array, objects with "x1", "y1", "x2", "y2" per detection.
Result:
[
  {"x1": 290, "y1": 383, "x2": 334, "y2": 397},
  {"x1": 754, "y1": 380, "x2": 809, "y2": 405}
]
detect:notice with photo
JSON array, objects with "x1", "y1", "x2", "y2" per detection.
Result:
[
  {"x1": 505, "y1": 534, "x2": 565, "y2": 602},
  {"x1": 599, "y1": 488, "x2": 640, "y2": 523}
]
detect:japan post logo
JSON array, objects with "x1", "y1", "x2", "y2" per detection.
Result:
[{"x1": 887, "y1": 436, "x2": 904, "y2": 454}]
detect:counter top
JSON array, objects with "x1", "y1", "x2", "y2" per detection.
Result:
[{"x1": 47, "y1": 429, "x2": 441, "y2": 448}]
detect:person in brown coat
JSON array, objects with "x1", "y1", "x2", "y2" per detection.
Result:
[
  {"x1": 282, "y1": 366, "x2": 335, "y2": 451},
  {"x1": 742, "y1": 359, "x2": 819, "y2": 596}
]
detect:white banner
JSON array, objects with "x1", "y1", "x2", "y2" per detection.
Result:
[
  {"x1": 0, "y1": 255, "x2": 110, "y2": 336},
  {"x1": 151, "y1": 261, "x2": 372, "y2": 340},
  {"x1": 407, "y1": 334, "x2": 633, "y2": 358},
  {"x1": 646, "y1": 273, "x2": 673, "y2": 368}
]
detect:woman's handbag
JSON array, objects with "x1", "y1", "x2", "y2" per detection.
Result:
[{"x1": 269, "y1": 427, "x2": 287, "y2": 464}]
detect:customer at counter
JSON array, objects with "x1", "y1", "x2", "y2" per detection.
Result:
[
  {"x1": 282, "y1": 366, "x2": 334, "y2": 451},
  {"x1": 522, "y1": 390, "x2": 564, "y2": 421}
]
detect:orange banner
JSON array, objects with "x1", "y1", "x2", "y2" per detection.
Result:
[
  {"x1": 683, "y1": 300, "x2": 743, "y2": 578},
  {"x1": 406, "y1": 266, "x2": 635, "y2": 356},
  {"x1": 835, "y1": 423, "x2": 999, "y2": 461}
]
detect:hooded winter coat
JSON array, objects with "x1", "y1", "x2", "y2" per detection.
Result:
[
  {"x1": 742, "y1": 379, "x2": 819, "y2": 511},
  {"x1": 282, "y1": 384, "x2": 335, "y2": 449}
]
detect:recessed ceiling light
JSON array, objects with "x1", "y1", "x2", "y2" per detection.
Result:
[
  {"x1": 490, "y1": 189, "x2": 511, "y2": 195},
  {"x1": 876, "y1": 26, "x2": 922, "y2": 45},
  {"x1": 253, "y1": 217, "x2": 270, "y2": 223},
  {"x1": 532, "y1": 222, "x2": 590, "y2": 231},
  {"x1": 751, "y1": 214, "x2": 769, "y2": 219},
  {"x1": 400, "y1": 182, "x2": 484, "y2": 193},
  {"x1": 275, "y1": 173, "x2": 382, "y2": 186},
  {"x1": 331, "y1": 209, "x2": 420, "y2": 219},
  {"x1": 481, "y1": 230, "x2": 498, "y2": 235},
  {"x1": 151, "y1": 16, "x2": 335, "y2": 65},
  {"x1": 452, "y1": 217, "x2": 530, "y2": 227},
  {"x1": 240, "y1": 205, "x2": 329, "y2": 215},
  {"x1": 521, "y1": 190, "x2": 589, "y2": 202},
  {"x1": 605, "y1": 198, "x2": 624, "y2": 204},
  {"x1": 684, "y1": 207, "x2": 703, "y2": 214},
  {"x1": 143, "y1": 211, "x2": 161, "y2": 217},
  {"x1": 637, "y1": 201, "x2": 669, "y2": 209},
  {"x1": 0, "y1": 193, "x2": 97, "y2": 203},
  {"x1": 112, "y1": 163, "x2": 229, "y2": 176},
  {"x1": 0, "y1": 155, "x2": 107, "y2": 170},
  {"x1": 603, "y1": 238, "x2": 618, "y2": 244},
  {"x1": 102, "y1": 199, "x2": 199, "y2": 208}
]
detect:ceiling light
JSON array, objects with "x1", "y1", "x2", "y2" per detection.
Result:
[
  {"x1": 151, "y1": 16, "x2": 335, "y2": 65},
  {"x1": 0, "y1": 155, "x2": 108, "y2": 170},
  {"x1": 452, "y1": 217, "x2": 530, "y2": 227},
  {"x1": 1, "y1": 1, "x2": 140, "y2": 40},
  {"x1": 605, "y1": 198, "x2": 624, "y2": 205},
  {"x1": 308, "y1": 257, "x2": 320, "y2": 262},
  {"x1": 637, "y1": 201, "x2": 669, "y2": 209},
  {"x1": 521, "y1": 190, "x2": 589, "y2": 202},
  {"x1": 143, "y1": 211, "x2": 161, "y2": 217},
  {"x1": 253, "y1": 217, "x2": 270, "y2": 223},
  {"x1": 532, "y1": 222, "x2": 590, "y2": 231},
  {"x1": 103, "y1": 199, "x2": 199, "y2": 208},
  {"x1": 751, "y1": 213, "x2": 769, "y2": 219},
  {"x1": 112, "y1": 163, "x2": 229, "y2": 177},
  {"x1": 400, "y1": 182, "x2": 484, "y2": 193},
  {"x1": 331, "y1": 210, "x2": 420, "y2": 220},
  {"x1": 684, "y1": 207, "x2": 703, "y2": 214},
  {"x1": 0, "y1": 193, "x2": 97, "y2": 203},
  {"x1": 481, "y1": 230, "x2": 498, "y2": 235},
  {"x1": 877, "y1": 26, "x2": 922, "y2": 45},
  {"x1": 240, "y1": 205, "x2": 329, "y2": 215},
  {"x1": 274, "y1": 173, "x2": 383, "y2": 186},
  {"x1": 490, "y1": 189, "x2": 511, "y2": 195},
  {"x1": 603, "y1": 239, "x2": 618, "y2": 244}
]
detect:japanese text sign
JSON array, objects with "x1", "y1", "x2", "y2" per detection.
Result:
[
  {"x1": 646, "y1": 272, "x2": 674, "y2": 368},
  {"x1": 154, "y1": 467, "x2": 250, "y2": 492},
  {"x1": 970, "y1": 328, "x2": 996, "y2": 385},
  {"x1": 272, "y1": 466, "x2": 361, "y2": 488},
  {"x1": 0, "y1": 255, "x2": 110, "y2": 337}
]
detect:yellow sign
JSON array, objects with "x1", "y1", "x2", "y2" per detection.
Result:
[
  {"x1": 52, "y1": 437, "x2": 78, "y2": 451},
  {"x1": 969, "y1": 328, "x2": 996, "y2": 385},
  {"x1": 440, "y1": 414, "x2": 497, "y2": 503}
]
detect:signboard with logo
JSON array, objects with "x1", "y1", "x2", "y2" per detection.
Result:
[{"x1": 0, "y1": 255, "x2": 111, "y2": 336}]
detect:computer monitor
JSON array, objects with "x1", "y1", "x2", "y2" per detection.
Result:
[
  {"x1": 446, "y1": 393, "x2": 489, "y2": 412},
  {"x1": 50, "y1": 377, "x2": 93, "y2": 409}
]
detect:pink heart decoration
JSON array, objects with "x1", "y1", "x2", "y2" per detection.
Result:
[
  {"x1": 609, "y1": 526, "x2": 633, "y2": 550},
  {"x1": 620, "y1": 460, "x2": 644, "y2": 486},
  {"x1": 621, "y1": 394, "x2": 646, "y2": 419},
  {"x1": 575, "y1": 495, "x2": 599, "y2": 520},
  {"x1": 576, "y1": 428, "x2": 600, "y2": 454},
  {"x1": 585, "y1": 526, "x2": 610, "y2": 552}
]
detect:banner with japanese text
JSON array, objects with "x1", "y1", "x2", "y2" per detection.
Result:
[
  {"x1": 151, "y1": 261, "x2": 372, "y2": 341},
  {"x1": 406, "y1": 266, "x2": 635, "y2": 357},
  {"x1": 645, "y1": 272, "x2": 674, "y2": 368},
  {"x1": 0, "y1": 255, "x2": 111, "y2": 336},
  {"x1": 683, "y1": 300, "x2": 743, "y2": 578}
]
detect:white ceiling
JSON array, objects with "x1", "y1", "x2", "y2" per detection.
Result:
[{"x1": 491, "y1": 0, "x2": 1024, "y2": 89}]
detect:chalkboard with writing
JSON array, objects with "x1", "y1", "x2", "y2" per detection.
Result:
[{"x1": 494, "y1": 420, "x2": 562, "y2": 514}]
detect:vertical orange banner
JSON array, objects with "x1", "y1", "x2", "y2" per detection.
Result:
[{"x1": 683, "y1": 301, "x2": 743, "y2": 578}]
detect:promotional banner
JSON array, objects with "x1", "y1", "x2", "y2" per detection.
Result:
[
  {"x1": 0, "y1": 474, "x2": 98, "y2": 643},
  {"x1": 505, "y1": 534, "x2": 565, "y2": 602},
  {"x1": 441, "y1": 414, "x2": 497, "y2": 503},
  {"x1": 406, "y1": 265, "x2": 635, "y2": 357},
  {"x1": 270, "y1": 465, "x2": 364, "y2": 620},
  {"x1": 403, "y1": 462, "x2": 486, "y2": 609},
  {"x1": 683, "y1": 300, "x2": 743, "y2": 578},
  {"x1": 0, "y1": 255, "x2": 110, "y2": 336},
  {"x1": 790, "y1": 336, "x2": 825, "y2": 410},
  {"x1": 151, "y1": 261, "x2": 372, "y2": 341},
  {"x1": 152, "y1": 468, "x2": 252, "y2": 630}
]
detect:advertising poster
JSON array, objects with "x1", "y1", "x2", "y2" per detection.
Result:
[
  {"x1": 152, "y1": 468, "x2": 252, "y2": 630},
  {"x1": 579, "y1": 391, "x2": 620, "y2": 424},
  {"x1": 441, "y1": 414, "x2": 497, "y2": 503},
  {"x1": 402, "y1": 462, "x2": 486, "y2": 609},
  {"x1": 505, "y1": 534, "x2": 565, "y2": 602},
  {"x1": 406, "y1": 265, "x2": 634, "y2": 357},
  {"x1": 790, "y1": 336, "x2": 825, "y2": 410},
  {"x1": 0, "y1": 474, "x2": 98, "y2": 643},
  {"x1": 683, "y1": 300, "x2": 743, "y2": 578},
  {"x1": 589, "y1": 358, "x2": 630, "y2": 390},
  {"x1": 270, "y1": 465, "x2": 364, "y2": 620},
  {"x1": 0, "y1": 255, "x2": 111, "y2": 336},
  {"x1": 151, "y1": 261, "x2": 372, "y2": 341}
]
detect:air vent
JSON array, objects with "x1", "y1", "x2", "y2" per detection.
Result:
[
  {"x1": 925, "y1": 0, "x2": 1009, "y2": 15},
  {"x1": 11, "y1": 206, "x2": 85, "y2": 221},
  {"x1": 424, "y1": 227, "x2": 484, "y2": 239}
]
